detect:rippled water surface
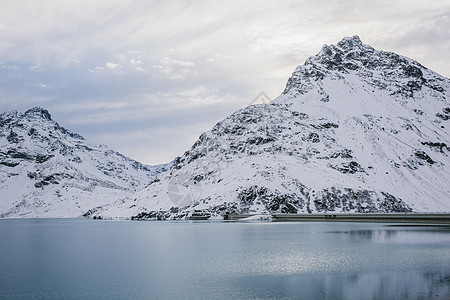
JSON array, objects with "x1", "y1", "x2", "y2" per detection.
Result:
[{"x1": 0, "y1": 219, "x2": 449, "y2": 299}]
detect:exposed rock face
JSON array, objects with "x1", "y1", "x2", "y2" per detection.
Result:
[
  {"x1": 0, "y1": 107, "x2": 170, "y2": 218},
  {"x1": 96, "y1": 36, "x2": 449, "y2": 220},
  {"x1": 4, "y1": 35, "x2": 448, "y2": 220}
]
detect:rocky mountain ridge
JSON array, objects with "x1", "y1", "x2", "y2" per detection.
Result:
[
  {"x1": 0, "y1": 107, "x2": 169, "y2": 218},
  {"x1": 1, "y1": 36, "x2": 449, "y2": 220},
  {"x1": 96, "y1": 36, "x2": 450, "y2": 220}
]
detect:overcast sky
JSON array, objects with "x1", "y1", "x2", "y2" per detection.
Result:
[{"x1": 1, "y1": 0, "x2": 449, "y2": 165}]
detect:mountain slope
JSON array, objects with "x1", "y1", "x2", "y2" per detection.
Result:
[
  {"x1": 0, "y1": 107, "x2": 169, "y2": 218},
  {"x1": 96, "y1": 36, "x2": 450, "y2": 219}
]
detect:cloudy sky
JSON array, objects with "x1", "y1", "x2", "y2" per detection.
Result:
[{"x1": 1, "y1": 0, "x2": 449, "y2": 165}]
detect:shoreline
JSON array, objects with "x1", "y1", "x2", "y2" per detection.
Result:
[{"x1": 223, "y1": 213, "x2": 450, "y2": 224}]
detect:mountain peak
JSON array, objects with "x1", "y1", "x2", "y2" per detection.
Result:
[
  {"x1": 283, "y1": 35, "x2": 441, "y2": 97},
  {"x1": 24, "y1": 107, "x2": 52, "y2": 120},
  {"x1": 310, "y1": 35, "x2": 375, "y2": 68},
  {"x1": 336, "y1": 35, "x2": 363, "y2": 50},
  {"x1": 0, "y1": 106, "x2": 171, "y2": 218},
  {"x1": 316, "y1": 35, "x2": 366, "y2": 57}
]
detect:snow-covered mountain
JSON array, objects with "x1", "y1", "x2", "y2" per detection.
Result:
[
  {"x1": 97, "y1": 36, "x2": 450, "y2": 220},
  {"x1": 0, "y1": 107, "x2": 170, "y2": 218}
]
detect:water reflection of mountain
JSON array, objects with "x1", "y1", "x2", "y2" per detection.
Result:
[
  {"x1": 327, "y1": 225, "x2": 450, "y2": 243},
  {"x1": 326, "y1": 229, "x2": 397, "y2": 242},
  {"x1": 233, "y1": 268, "x2": 450, "y2": 299}
]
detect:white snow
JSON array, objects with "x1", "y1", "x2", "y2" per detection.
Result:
[
  {"x1": 2, "y1": 36, "x2": 449, "y2": 219},
  {"x1": 97, "y1": 36, "x2": 450, "y2": 219},
  {"x1": 0, "y1": 108, "x2": 170, "y2": 218}
]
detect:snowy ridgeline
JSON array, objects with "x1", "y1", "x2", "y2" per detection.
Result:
[
  {"x1": 1, "y1": 36, "x2": 450, "y2": 219},
  {"x1": 0, "y1": 107, "x2": 170, "y2": 218}
]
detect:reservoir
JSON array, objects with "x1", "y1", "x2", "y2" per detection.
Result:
[{"x1": 0, "y1": 219, "x2": 449, "y2": 299}]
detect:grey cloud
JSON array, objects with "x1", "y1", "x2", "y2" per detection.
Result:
[{"x1": 1, "y1": 0, "x2": 449, "y2": 164}]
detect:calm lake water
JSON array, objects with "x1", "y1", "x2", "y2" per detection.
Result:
[{"x1": 0, "y1": 219, "x2": 449, "y2": 300}]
